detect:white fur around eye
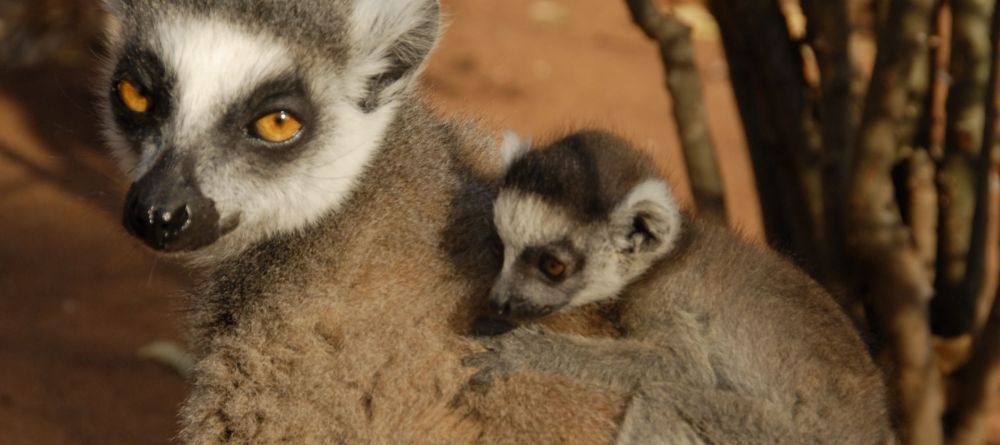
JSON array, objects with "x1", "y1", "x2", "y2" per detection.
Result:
[
  {"x1": 158, "y1": 17, "x2": 293, "y2": 143},
  {"x1": 493, "y1": 191, "x2": 574, "y2": 249}
]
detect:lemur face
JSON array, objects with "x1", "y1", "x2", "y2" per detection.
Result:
[
  {"x1": 488, "y1": 131, "x2": 685, "y2": 320},
  {"x1": 106, "y1": 21, "x2": 320, "y2": 255},
  {"x1": 100, "y1": 1, "x2": 439, "y2": 261},
  {"x1": 489, "y1": 190, "x2": 627, "y2": 320}
]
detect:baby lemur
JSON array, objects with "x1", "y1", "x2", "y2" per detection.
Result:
[{"x1": 466, "y1": 131, "x2": 895, "y2": 444}]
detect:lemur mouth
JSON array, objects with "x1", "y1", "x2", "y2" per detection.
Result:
[{"x1": 488, "y1": 299, "x2": 564, "y2": 322}]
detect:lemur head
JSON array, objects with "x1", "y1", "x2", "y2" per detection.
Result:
[
  {"x1": 98, "y1": 0, "x2": 440, "y2": 262},
  {"x1": 489, "y1": 131, "x2": 682, "y2": 320}
]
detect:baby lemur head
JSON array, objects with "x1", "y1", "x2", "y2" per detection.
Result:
[{"x1": 490, "y1": 130, "x2": 682, "y2": 320}]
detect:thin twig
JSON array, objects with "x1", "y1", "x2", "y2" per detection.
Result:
[
  {"x1": 909, "y1": 150, "x2": 940, "y2": 276},
  {"x1": 912, "y1": 0, "x2": 947, "y2": 156},
  {"x1": 625, "y1": 0, "x2": 726, "y2": 224}
]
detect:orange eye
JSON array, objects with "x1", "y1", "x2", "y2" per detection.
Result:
[
  {"x1": 117, "y1": 80, "x2": 150, "y2": 113},
  {"x1": 252, "y1": 111, "x2": 303, "y2": 143},
  {"x1": 539, "y1": 255, "x2": 567, "y2": 281}
]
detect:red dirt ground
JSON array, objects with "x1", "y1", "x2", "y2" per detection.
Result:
[{"x1": 0, "y1": 1, "x2": 995, "y2": 443}]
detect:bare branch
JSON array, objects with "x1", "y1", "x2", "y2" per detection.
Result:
[
  {"x1": 930, "y1": 0, "x2": 998, "y2": 338},
  {"x1": 868, "y1": 249, "x2": 945, "y2": 445},
  {"x1": 847, "y1": 0, "x2": 944, "y2": 441},
  {"x1": 948, "y1": 282, "x2": 1000, "y2": 445},
  {"x1": 625, "y1": 0, "x2": 726, "y2": 224},
  {"x1": 896, "y1": 0, "x2": 944, "y2": 156},
  {"x1": 909, "y1": 150, "x2": 940, "y2": 273},
  {"x1": 912, "y1": 0, "x2": 947, "y2": 155},
  {"x1": 905, "y1": 0, "x2": 946, "y2": 282},
  {"x1": 707, "y1": 0, "x2": 829, "y2": 280},
  {"x1": 944, "y1": 4, "x2": 1000, "y2": 442},
  {"x1": 801, "y1": 0, "x2": 856, "y2": 288}
]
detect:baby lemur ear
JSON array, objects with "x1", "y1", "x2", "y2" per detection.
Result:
[
  {"x1": 350, "y1": 0, "x2": 441, "y2": 112},
  {"x1": 499, "y1": 130, "x2": 532, "y2": 170},
  {"x1": 611, "y1": 179, "x2": 682, "y2": 258}
]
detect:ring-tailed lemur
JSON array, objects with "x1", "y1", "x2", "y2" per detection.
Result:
[
  {"x1": 465, "y1": 130, "x2": 896, "y2": 444},
  {"x1": 99, "y1": 1, "x2": 631, "y2": 443}
]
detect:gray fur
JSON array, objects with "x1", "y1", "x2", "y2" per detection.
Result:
[
  {"x1": 104, "y1": 0, "x2": 354, "y2": 59},
  {"x1": 472, "y1": 132, "x2": 897, "y2": 444}
]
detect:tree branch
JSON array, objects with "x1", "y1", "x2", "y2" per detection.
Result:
[
  {"x1": 625, "y1": 0, "x2": 726, "y2": 224},
  {"x1": 868, "y1": 249, "x2": 945, "y2": 445},
  {"x1": 930, "y1": 0, "x2": 998, "y2": 338},
  {"x1": 948, "y1": 284, "x2": 1000, "y2": 445},
  {"x1": 944, "y1": 3, "x2": 1000, "y2": 442},
  {"x1": 847, "y1": 0, "x2": 943, "y2": 442},
  {"x1": 801, "y1": 0, "x2": 855, "y2": 289},
  {"x1": 905, "y1": 0, "x2": 947, "y2": 282},
  {"x1": 912, "y1": 0, "x2": 947, "y2": 156},
  {"x1": 707, "y1": 0, "x2": 828, "y2": 280},
  {"x1": 908, "y1": 150, "x2": 940, "y2": 275}
]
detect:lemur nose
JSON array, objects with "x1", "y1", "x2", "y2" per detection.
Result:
[
  {"x1": 488, "y1": 298, "x2": 512, "y2": 316},
  {"x1": 124, "y1": 200, "x2": 191, "y2": 249}
]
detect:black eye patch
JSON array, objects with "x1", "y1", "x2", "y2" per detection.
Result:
[
  {"x1": 216, "y1": 75, "x2": 317, "y2": 165},
  {"x1": 519, "y1": 240, "x2": 587, "y2": 280},
  {"x1": 110, "y1": 46, "x2": 173, "y2": 141}
]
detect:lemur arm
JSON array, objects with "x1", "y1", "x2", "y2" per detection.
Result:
[
  {"x1": 463, "y1": 325, "x2": 714, "y2": 392},
  {"x1": 464, "y1": 327, "x2": 806, "y2": 445}
]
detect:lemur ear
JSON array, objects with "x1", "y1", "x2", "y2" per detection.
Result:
[
  {"x1": 500, "y1": 130, "x2": 532, "y2": 170},
  {"x1": 611, "y1": 179, "x2": 682, "y2": 258},
  {"x1": 350, "y1": 0, "x2": 441, "y2": 112}
]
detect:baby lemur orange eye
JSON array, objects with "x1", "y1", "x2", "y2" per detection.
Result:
[
  {"x1": 539, "y1": 254, "x2": 567, "y2": 281},
  {"x1": 117, "y1": 80, "x2": 151, "y2": 113},
  {"x1": 252, "y1": 111, "x2": 303, "y2": 143}
]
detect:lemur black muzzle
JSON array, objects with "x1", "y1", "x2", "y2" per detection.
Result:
[
  {"x1": 123, "y1": 153, "x2": 222, "y2": 252},
  {"x1": 488, "y1": 294, "x2": 559, "y2": 322}
]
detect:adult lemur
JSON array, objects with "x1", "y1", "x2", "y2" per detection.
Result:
[
  {"x1": 465, "y1": 131, "x2": 895, "y2": 443},
  {"x1": 99, "y1": 0, "x2": 891, "y2": 442},
  {"x1": 100, "y1": 0, "x2": 628, "y2": 442}
]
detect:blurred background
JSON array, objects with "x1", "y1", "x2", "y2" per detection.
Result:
[{"x1": 0, "y1": 0, "x2": 997, "y2": 444}]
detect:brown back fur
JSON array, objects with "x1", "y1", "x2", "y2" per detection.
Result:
[{"x1": 625, "y1": 217, "x2": 894, "y2": 442}]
